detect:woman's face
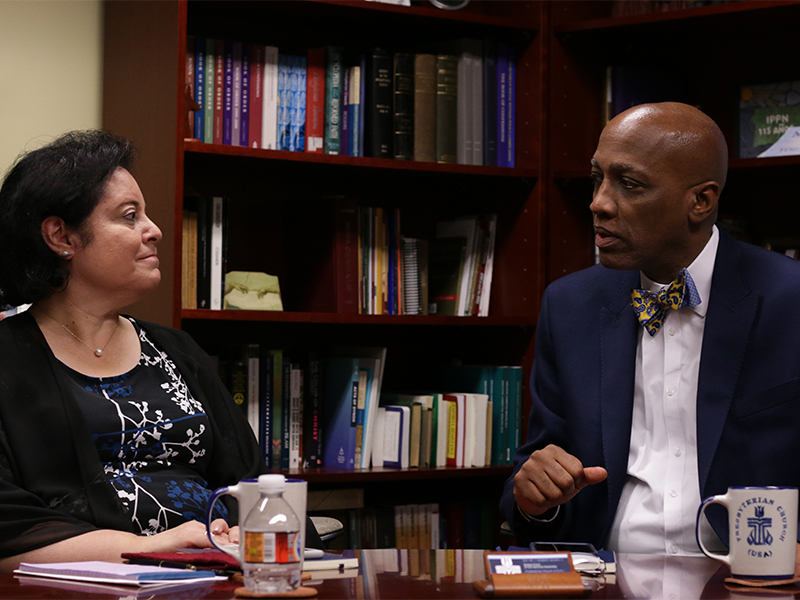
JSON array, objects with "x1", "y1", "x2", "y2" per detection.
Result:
[{"x1": 69, "y1": 167, "x2": 162, "y2": 302}]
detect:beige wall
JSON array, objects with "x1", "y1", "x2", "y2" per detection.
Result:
[{"x1": 0, "y1": 0, "x2": 103, "y2": 176}]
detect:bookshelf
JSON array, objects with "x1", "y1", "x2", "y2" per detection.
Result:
[
  {"x1": 103, "y1": 0, "x2": 543, "y2": 547},
  {"x1": 546, "y1": 0, "x2": 800, "y2": 279}
]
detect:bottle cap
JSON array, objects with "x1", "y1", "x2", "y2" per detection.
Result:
[{"x1": 258, "y1": 473, "x2": 286, "y2": 493}]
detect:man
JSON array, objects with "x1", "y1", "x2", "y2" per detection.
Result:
[{"x1": 500, "y1": 102, "x2": 800, "y2": 555}]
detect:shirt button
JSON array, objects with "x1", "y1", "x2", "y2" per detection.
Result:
[
  {"x1": 670, "y1": 544, "x2": 679, "y2": 554},
  {"x1": 674, "y1": 448, "x2": 682, "y2": 457},
  {"x1": 668, "y1": 327, "x2": 676, "y2": 336},
  {"x1": 666, "y1": 387, "x2": 675, "y2": 396},
  {"x1": 669, "y1": 490, "x2": 678, "y2": 498}
]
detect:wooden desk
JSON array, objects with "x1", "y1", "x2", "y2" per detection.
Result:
[{"x1": 0, "y1": 550, "x2": 791, "y2": 599}]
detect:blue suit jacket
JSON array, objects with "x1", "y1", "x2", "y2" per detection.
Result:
[{"x1": 500, "y1": 229, "x2": 800, "y2": 548}]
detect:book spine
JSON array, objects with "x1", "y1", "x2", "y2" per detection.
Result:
[
  {"x1": 185, "y1": 35, "x2": 195, "y2": 138},
  {"x1": 262, "y1": 46, "x2": 279, "y2": 149},
  {"x1": 496, "y1": 44, "x2": 509, "y2": 167},
  {"x1": 289, "y1": 364, "x2": 303, "y2": 469},
  {"x1": 223, "y1": 41, "x2": 234, "y2": 145},
  {"x1": 277, "y1": 54, "x2": 292, "y2": 151},
  {"x1": 231, "y1": 41, "x2": 243, "y2": 146},
  {"x1": 341, "y1": 64, "x2": 351, "y2": 158},
  {"x1": 322, "y1": 358, "x2": 359, "y2": 469},
  {"x1": 291, "y1": 55, "x2": 307, "y2": 152},
  {"x1": 303, "y1": 353, "x2": 323, "y2": 467},
  {"x1": 248, "y1": 44, "x2": 265, "y2": 149},
  {"x1": 195, "y1": 196, "x2": 210, "y2": 309},
  {"x1": 203, "y1": 37, "x2": 215, "y2": 144},
  {"x1": 213, "y1": 39, "x2": 225, "y2": 145},
  {"x1": 271, "y1": 349, "x2": 283, "y2": 469},
  {"x1": 281, "y1": 359, "x2": 291, "y2": 469},
  {"x1": 349, "y1": 62, "x2": 362, "y2": 157},
  {"x1": 239, "y1": 43, "x2": 250, "y2": 147},
  {"x1": 247, "y1": 343, "x2": 260, "y2": 441},
  {"x1": 259, "y1": 352, "x2": 274, "y2": 468},
  {"x1": 456, "y1": 45, "x2": 471, "y2": 165},
  {"x1": 445, "y1": 395, "x2": 457, "y2": 467},
  {"x1": 305, "y1": 47, "x2": 325, "y2": 153},
  {"x1": 506, "y1": 45, "x2": 515, "y2": 168},
  {"x1": 471, "y1": 42, "x2": 483, "y2": 166},
  {"x1": 324, "y1": 46, "x2": 343, "y2": 155},
  {"x1": 365, "y1": 48, "x2": 393, "y2": 158},
  {"x1": 413, "y1": 54, "x2": 436, "y2": 163},
  {"x1": 436, "y1": 55, "x2": 458, "y2": 164},
  {"x1": 209, "y1": 196, "x2": 224, "y2": 310},
  {"x1": 358, "y1": 54, "x2": 366, "y2": 157},
  {"x1": 194, "y1": 36, "x2": 205, "y2": 141},
  {"x1": 482, "y1": 39, "x2": 497, "y2": 166},
  {"x1": 393, "y1": 52, "x2": 414, "y2": 160}
]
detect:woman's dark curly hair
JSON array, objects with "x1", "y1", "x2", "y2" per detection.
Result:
[{"x1": 0, "y1": 130, "x2": 136, "y2": 309}]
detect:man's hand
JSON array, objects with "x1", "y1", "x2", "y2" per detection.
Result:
[{"x1": 513, "y1": 444, "x2": 608, "y2": 517}]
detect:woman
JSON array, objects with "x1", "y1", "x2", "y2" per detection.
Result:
[{"x1": 0, "y1": 131, "x2": 266, "y2": 570}]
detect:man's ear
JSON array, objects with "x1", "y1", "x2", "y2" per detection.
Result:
[
  {"x1": 688, "y1": 180, "x2": 720, "y2": 224},
  {"x1": 41, "y1": 216, "x2": 76, "y2": 257}
]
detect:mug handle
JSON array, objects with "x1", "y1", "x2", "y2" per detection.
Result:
[
  {"x1": 696, "y1": 494, "x2": 730, "y2": 566},
  {"x1": 206, "y1": 484, "x2": 241, "y2": 563}
]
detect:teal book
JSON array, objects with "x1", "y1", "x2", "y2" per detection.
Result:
[{"x1": 324, "y1": 46, "x2": 344, "y2": 155}]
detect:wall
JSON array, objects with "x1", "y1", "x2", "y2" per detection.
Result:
[{"x1": 0, "y1": 0, "x2": 103, "y2": 175}]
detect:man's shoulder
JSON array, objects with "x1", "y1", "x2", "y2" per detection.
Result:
[
  {"x1": 729, "y1": 238, "x2": 800, "y2": 290},
  {"x1": 545, "y1": 263, "x2": 637, "y2": 298}
]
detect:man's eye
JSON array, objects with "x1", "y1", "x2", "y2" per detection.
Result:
[
  {"x1": 590, "y1": 173, "x2": 603, "y2": 188},
  {"x1": 620, "y1": 179, "x2": 640, "y2": 190}
]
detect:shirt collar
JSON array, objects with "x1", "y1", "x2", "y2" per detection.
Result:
[{"x1": 639, "y1": 225, "x2": 719, "y2": 318}]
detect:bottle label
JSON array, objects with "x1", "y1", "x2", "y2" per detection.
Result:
[{"x1": 244, "y1": 531, "x2": 301, "y2": 564}]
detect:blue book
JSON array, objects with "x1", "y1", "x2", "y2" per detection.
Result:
[
  {"x1": 193, "y1": 37, "x2": 205, "y2": 141},
  {"x1": 223, "y1": 41, "x2": 234, "y2": 145},
  {"x1": 349, "y1": 58, "x2": 364, "y2": 157},
  {"x1": 505, "y1": 44, "x2": 515, "y2": 168},
  {"x1": 277, "y1": 54, "x2": 292, "y2": 151},
  {"x1": 322, "y1": 357, "x2": 360, "y2": 469},
  {"x1": 341, "y1": 64, "x2": 351, "y2": 157},
  {"x1": 324, "y1": 46, "x2": 344, "y2": 155},
  {"x1": 291, "y1": 55, "x2": 307, "y2": 152},
  {"x1": 482, "y1": 39, "x2": 498, "y2": 166},
  {"x1": 240, "y1": 43, "x2": 250, "y2": 147},
  {"x1": 259, "y1": 351, "x2": 274, "y2": 468},
  {"x1": 496, "y1": 43, "x2": 512, "y2": 168}
]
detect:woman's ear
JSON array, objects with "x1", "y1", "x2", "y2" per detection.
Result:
[{"x1": 41, "y1": 216, "x2": 75, "y2": 258}]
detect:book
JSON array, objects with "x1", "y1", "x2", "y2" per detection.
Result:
[
  {"x1": 281, "y1": 359, "x2": 291, "y2": 469},
  {"x1": 349, "y1": 57, "x2": 364, "y2": 157},
  {"x1": 435, "y1": 217, "x2": 479, "y2": 316},
  {"x1": 289, "y1": 363, "x2": 304, "y2": 468},
  {"x1": 223, "y1": 40, "x2": 234, "y2": 145},
  {"x1": 482, "y1": 39, "x2": 497, "y2": 166},
  {"x1": 258, "y1": 350, "x2": 274, "y2": 467},
  {"x1": 291, "y1": 54, "x2": 307, "y2": 153},
  {"x1": 277, "y1": 53, "x2": 293, "y2": 151},
  {"x1": 185, "y1": 35, "x2": 195, "y2": 139},
  {"x1": 193, "y1": 36, "x2": 206, "y2": 142},
  {"x1": 496, "y1": 43, "x2": 510, "y2": 167},
  {"x1": 382, "y1": 405, "x2": 410, "y2": 468},
  {"x1": 303, "y1": 552, "x2": 359, "y2": 572},
  {"x1": 341, "y1": 64, "x2": 351, "y2": 158},
  {"x1": 231, "y1": 41, "x2": 243, "y2": 146},
  {"x1": 453, "y1": 40, "x2": 479, "y2": 165},
  {"x1": 324, "y1": 46, "x2": 344, "y2": 155},
  {"x1": 15, "y1": 561, "x2": 217, "y2": 586},
  {"x1": 262, "y1": 45, "x2": 279, "y2": 149},
  {"x1": 248, "y1": 44, "x2": 264, "y2": 148},
  {"x1": 270, "y1": 349, "x2": 284, "y2": 468},
  {"x1": 209, "y1": 196, "x2": 226, "y2": 310},
  {"x1": 181, "y1": 207, "x2": 198, "y2": 309},
  {"x1": 365, "y1": 48, "x2": 393, "y2": 158},
  {"x1": 203, "y1": 37, "x2": 215, "y2": 144},
  {"x1": 239, "y1": 42, "x2": 250, "y2": 147},
  {"x1": 246, "y1": 343, "x2": 260, "y2": 441},
  {"x1": 436, "y1": 54, "x2": 458, "y2": 164},
  {"x1": 393, "y1": 52, "x2": 414, "y2": 160},
  {"x1": 444, "y1": 365, "x2": 501, "y2": 463},
  {"x1": 413, "y1": 53, "x2": 437, "y2": 162},
  {"x1": 322, "y1": 357, "x2": 360, "y2": 469},
  {"x1": 195, "y1": 196, "x2": 210, "y2": 308},
  {"x1": 303, "y1": 352, "x2": 323, "y2": 467},
  {"x1": 739, "y1": 80, "x2": 800, "y2": 158},
  {"x1": 427, "y1": 236, "x2": 466, "y2": 316},
  {"x1": 213, "y1": 39, "x2": 225, "y2": 145},
  {"x1": 306, "y1": 47, "x2": 325, "y2": 153}
]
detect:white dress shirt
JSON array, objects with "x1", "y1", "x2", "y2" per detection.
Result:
[{"x1": 606, "y1": 226, "x2": 726, "y2": 555}]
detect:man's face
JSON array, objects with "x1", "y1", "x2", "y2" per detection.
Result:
[{"x1": 590, "y1": 118, "x2": 697, "y2": 283}]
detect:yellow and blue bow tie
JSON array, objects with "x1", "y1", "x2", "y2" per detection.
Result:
[{"x1": 631, "y1": 268, "x2": 701, "y2": 336}]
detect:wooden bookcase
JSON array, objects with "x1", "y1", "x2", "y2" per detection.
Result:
[
  {"x1": 103, "y1": 0, "x2": 544, "y2": 547},
  {"x1": 545, "y1": 0, "x2": 800, "y2": 280}
]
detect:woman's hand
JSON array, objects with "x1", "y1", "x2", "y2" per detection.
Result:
[{"x1": 132, "y1": 519, "x2": 236, "y2": 553}]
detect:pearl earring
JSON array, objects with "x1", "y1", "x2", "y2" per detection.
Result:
[{"x1": 61, "y1": 251, "x2": 70, "y2": 257}]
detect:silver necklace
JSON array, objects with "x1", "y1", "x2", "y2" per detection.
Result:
[{"x1": 47, "y1": 313, "x2": 121, "y2": 357}]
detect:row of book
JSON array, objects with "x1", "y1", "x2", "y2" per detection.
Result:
[
  {"x1": 185, "y1": 36, "x2": 516, "y2": 166},
  {"x1": 219, "y1": 344, "x2": 521, "y2": 470},
  {"x1": 610, "y1": 0, "x2": 736, "y2": 16},
  {"x1": 316, "y1": 500, "x2": 499, "y2": 551}
]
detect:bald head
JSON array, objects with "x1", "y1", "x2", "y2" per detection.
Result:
[{"x1": 608, "y1": 102, "x2": 728, "y2": 193}]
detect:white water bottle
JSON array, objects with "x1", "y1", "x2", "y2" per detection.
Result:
[{"x1": 241, "y1": 474, "x2": 303, "y2": 593}]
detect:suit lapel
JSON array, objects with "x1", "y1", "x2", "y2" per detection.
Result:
[
  {"x1": 599, "y1": 270, "x2": 639, "y2": 537},
  {"x1": 696, "y1": 231, "x2": 759, "y2": 494}
]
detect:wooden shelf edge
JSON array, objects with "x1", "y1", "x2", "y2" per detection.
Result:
[
  {"x1": 184, "y1": 140, "x2": 538, "y2": 179},
  {"x1": 554, "y1": 0, "x2": 800, "y2": 34},
  {"x1": 286, "y1": 464, "x2": 513, "y2": 483},
  {"x1": 180, "y1": 309, "x2": 536, "y2": 327},
  {"x1": 305, "y1": 0, "x2": 540, "y2": 31}
]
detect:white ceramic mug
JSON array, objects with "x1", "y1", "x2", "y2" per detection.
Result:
[
  {"x1": 697, "y1": 486, "x2": 798, "y2": 580},
  {"x1": 205, "y1": 478, "x2": 307, "y2": 565}
]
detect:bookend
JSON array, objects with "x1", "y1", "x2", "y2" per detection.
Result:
[{"x1": 473, "y1": 551, "x2": 587, "y2": 598}]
